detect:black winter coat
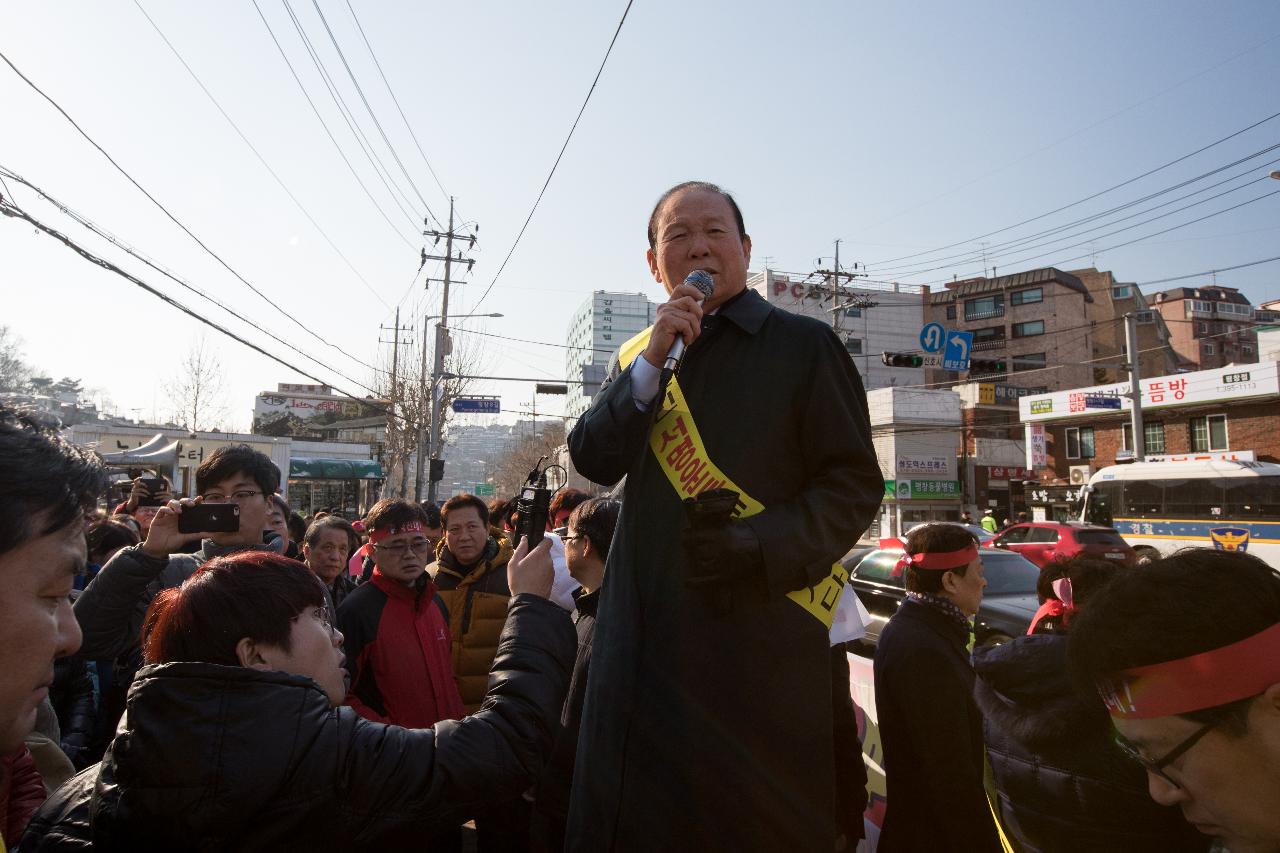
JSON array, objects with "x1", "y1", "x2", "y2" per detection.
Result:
[
  {"x1": 18, "y1": 595, "x2": 575, "y2": 852},
  {"x1": 566, "y1": 289, "x2": 883, "y2": 853},
  {"x1": 873, "y1": 599, "x2": 1002, "y2": 853},
  {"x1": 49, "y1": 658, "x2": 95, "y2": 771},
  {"x1": 973, "y1": 634, "x2": 1211, "y2": 853}
]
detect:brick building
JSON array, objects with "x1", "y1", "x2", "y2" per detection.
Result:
[
  {"x1": 1148, "y1": 285, "x2": 1262, "y2": 370},
  {"x1": 924, "y1": 267, "x2": 1095, "y2": 392},
  {"x1": 1068, "y1": 267, "x2": 1178, "y2": 384},
  {"x1": 1017, "y1": 361, "x2": 1280, "y2": 518}
]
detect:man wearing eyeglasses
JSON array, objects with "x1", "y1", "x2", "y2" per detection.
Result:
[
  {"x1": 74, "y1": 444, "x2": 283, "y2": 661},
  {"x1": 336, "y1": 498, "x2": 465, "y2": 730},
  {"x1": 1069, "y1": 549, "x2": 1280, "y2": 853}
]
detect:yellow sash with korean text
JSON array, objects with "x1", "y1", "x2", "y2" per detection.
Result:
[{"x1": 619, "y1": 328, "x2": 847, "y2": 629}]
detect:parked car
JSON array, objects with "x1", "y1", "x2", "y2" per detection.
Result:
[
  {"x1": 990, "y1": 521, "x2": 1136, "y2": 569},
  {"x1": 906, "y1": 520, "x2": 996, "y2": 544},
  {"x1": 846, "y1": 547, "x2": 1041, "y2": 650}
]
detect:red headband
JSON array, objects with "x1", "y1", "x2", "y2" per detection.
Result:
[
  {"x1": 368, "y1": 520, "x2": 425, "y2": 544},
  {"x1": 1098, "y1": 622, "x2": 1280, "y2": 719},
  {"x1": 893, "y1": 544, "x2": 979, "y2": 575}
]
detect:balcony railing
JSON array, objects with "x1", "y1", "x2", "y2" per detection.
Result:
[
  {"x1": 964, "y1": 306, "x2": 1005, "y2": 321},
  {"x1": 972, "y1": 338, "x2": 1006, "y2": 351}
]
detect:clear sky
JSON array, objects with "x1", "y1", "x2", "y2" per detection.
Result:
[{"x1": 3, "y1": 0, "x2": 1278, "y2": 431}]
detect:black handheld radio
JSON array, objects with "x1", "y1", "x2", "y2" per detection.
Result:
[{"x1": 516, "y1": 456, "x2": 553, "y2": 548}]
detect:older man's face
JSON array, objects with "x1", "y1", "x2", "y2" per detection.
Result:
[
  {"x1": 0, "y1": 513, "x2": 84, "y2": 751},
  {"x1": 647, "y1": 187, "x2": 751, "y2": 311}
]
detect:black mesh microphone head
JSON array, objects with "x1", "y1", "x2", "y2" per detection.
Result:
[{"x1": 684, "y1": 270, "x2": 715, "y2": 300}]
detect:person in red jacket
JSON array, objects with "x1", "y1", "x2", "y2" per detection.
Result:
[{"x1": 336, "y1": 499, "x2": 465, "y2": 728}]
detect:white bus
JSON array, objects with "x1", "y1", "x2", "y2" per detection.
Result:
[{"x1": 1080, "y1": 460, "x2": 1280, "y2": 567}]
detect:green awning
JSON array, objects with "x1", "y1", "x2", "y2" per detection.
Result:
[{"x1": 289, "y1": 457, "x2": 384, "y2": 480}]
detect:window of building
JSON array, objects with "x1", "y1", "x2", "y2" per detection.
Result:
[
  {"x1": 1122, "y1": 422, "x2": 1132, "y2": 451},
  {"x1": 1010, "y1": 287, "x2": 1042, "y2": 306},
  {"x1": 1012, "y1": 320, "x2": 1045, "y2": 338},
  {"x1": 1243, "y1": 344, "x2": 1254, "y2": 355},
  {"x1": 1198, "y1": 322, "x2": 1209, "y2": 334},
  {"x1": 1144, "y1": 422, "x2": 1166, "y2": 454},
  {"x1": 1066, "y1": 426, "x2": 1095, "y2": 459},
  {"x1": 973, "y1": 326, "x2": 1005, "y2": 344},
  {"x1": 946, "y1": 304, "x2": 956, "y2": 320},
  {"x1": 1014, "y1": 352, "x2": 1046, "y2": 372},
  {"x1": 1203, "y1": 343, "x2": 1215, "y2": 355},
  {"x1": 1190, "y1": 414, "x2": 1228, "y2": 452},
  {"x1": 964, "y1": 294, "x2": 1004, "y2": 321},
  {"x1": 845, "y1": 338, "x2": 863, "y2": 355},
  {"x1": 1111, "y1": 284, "x2": 1133, "y2": 299},
  {"x1": 844, "y1": 307, "x2": 862, "y2": 318}
]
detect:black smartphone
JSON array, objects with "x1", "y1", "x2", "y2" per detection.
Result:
[{"x1": 178, "y1": 503, "x2": 241, "y2": 534}]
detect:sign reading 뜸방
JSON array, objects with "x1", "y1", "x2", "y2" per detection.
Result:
[{"x1": 1019, "y1": 362, "x2": 1280, "y2": 423}]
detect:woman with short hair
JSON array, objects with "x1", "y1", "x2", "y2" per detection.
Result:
[{"x1": 19, "y1": 545, "x2": 572, "y2": 851}]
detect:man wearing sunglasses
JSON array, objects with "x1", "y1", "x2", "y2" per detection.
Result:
[
  {"x1": 335, "y1": 498, "x2": 465, "y2": 730},
  {"x1": 1069, "y1": 549, "x2": 1280, "y2": 853}
]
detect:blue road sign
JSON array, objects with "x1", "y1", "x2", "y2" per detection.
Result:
[
  {"x1": 942, "y1": 330, "x2": 974, "y2": 371},
  {"x1": 1084, "y1": 394, "x2": 1122, "y2": 410},
  {"x1": 452, "y1": 397, "x2": 500, "y2": 414},
  {"x1": 919, "y1": 322, "x2": 946, "y2": 353}
]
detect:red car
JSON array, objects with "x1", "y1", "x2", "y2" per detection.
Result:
[{"x1": 990, "y1": 522, "x2": 1136, "y2": 569}]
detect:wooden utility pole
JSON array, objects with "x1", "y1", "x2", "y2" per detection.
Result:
[
  {"x1": 379, "y1": 308, "x2": 413, "y2": 497},
  {"x1": 419, "y1": 198, "x2": 475, "y2": 502}
]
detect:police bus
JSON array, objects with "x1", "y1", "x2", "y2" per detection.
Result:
[{"x1": 1081, "y1": 460, "x2": 1280, "y2": 567}]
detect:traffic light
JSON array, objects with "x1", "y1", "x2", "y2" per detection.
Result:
[
  {"x1": 429, "y1": 458, "x2": 445, "y2": 483},
  {"x1": 969, "y1": 358, "x2": 1008, "y2": 373},
  {"x1": 881, "y1": 352, "x2": 924, "y2": 368}
]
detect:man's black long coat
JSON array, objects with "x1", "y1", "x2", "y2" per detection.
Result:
[{"x1": 565, "y1": 289, "x2": 882, "y2": 852}]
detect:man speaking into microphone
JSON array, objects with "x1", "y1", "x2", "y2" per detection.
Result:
[{"x1": 566, "y1": 181, "x2": 882, "y2": 852}]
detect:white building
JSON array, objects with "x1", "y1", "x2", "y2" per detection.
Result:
[
  {"x1": 746, "y1": 271, "x2": 928, "y2": 390},
  {"x1": 564, "y1": 291, "x2": 657, "y2": 420},
  {"x1": 867, "y1": 386, "x2": 963, "y2": 539}
]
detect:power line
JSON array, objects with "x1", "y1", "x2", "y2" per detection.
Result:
[
  {"x1": 281, "y1": 0, "x2": 422, "y2": 225},
  {"x1": 450, "y1": 326, "x2": 615, "y2": 355},
  {"x1": 869, "y1": 145, "x2": 1280, "y2": 277},
  {"x1": 0, "y1": 166, "x2": 386, "y2": 391},
  {"x1": 904, "y1": 187, "x2": 1280, "y2": 287},
  {"x1": 249, "y1": 0, "x2": 420, "y2": 245},
  {"x1": 342, "y1": 0, "x2": 450, "y2": 209},
  {"x1": 129, "y1": 1, "x2": 392, "y2": 309},
  {"x1": 863, "y1": 108, "x2": 1280, "y2": 268},
  {"x1": 307, "y1": 0, "x2": 437, "y2": 224},
  {"x1": 0, "y1": 193, "x2": 410, "y2": 424},
  {"x1": 0, "y1": 45, "x2": 389, "y2": 366},
  {"x1": 1136, "y1": 255, "x2": 1280, "y2": 287},
  {"x1": 471, "y1": 0, "x2": 636, "y2": 312}
]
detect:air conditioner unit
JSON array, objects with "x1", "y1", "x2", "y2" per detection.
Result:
[{"x1": 1069, "y1": 464, "x2": 1094, "y2": 485}]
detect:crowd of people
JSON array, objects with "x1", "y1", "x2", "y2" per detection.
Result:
[{"x1": 1, "y1": 176, "x2": 1278, "y2": 853}]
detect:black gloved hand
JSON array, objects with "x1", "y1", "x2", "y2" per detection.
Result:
[{"x1": 682, "y1": 518, "x2": 763, "y2": 591}]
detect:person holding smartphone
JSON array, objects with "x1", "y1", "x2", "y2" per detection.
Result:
[{"x1": 73, "y1": 445, "x2": 282, "y2": 663}]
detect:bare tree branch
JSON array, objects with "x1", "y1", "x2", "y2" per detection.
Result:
[{"x1": 164, "y1": 334, "x2": 229, "y2": 432}]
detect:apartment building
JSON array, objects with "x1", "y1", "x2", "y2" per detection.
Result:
[
  {"x1": 923, "y1": 267, "x2": 1094, "y2": 392},
  {"x1": 1148, "y1": 285, "x2": 1264, "y2": 370},
  {"x1": 564, "y1": 291, "x2": 658, "y2": 420}
]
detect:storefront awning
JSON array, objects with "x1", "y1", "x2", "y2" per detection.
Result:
[{"x1": 289, "y1": 457, "x2": 383, "y2": 480}]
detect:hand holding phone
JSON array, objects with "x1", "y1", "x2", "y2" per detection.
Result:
[{"x1": 141, "y1": 498, "x2": 241, "y2": 559}]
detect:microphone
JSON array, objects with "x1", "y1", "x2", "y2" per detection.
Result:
[{"x1": 663, "y1": 270, "x2": 715, "y2": 374}]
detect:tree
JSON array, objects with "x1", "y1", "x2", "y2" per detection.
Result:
[
  {"x1": 0, "y1": 326, "x2": 32, "y2": 393},
  {"x1": 490, "y1": 420, "x2": 567, "y2": 499},
  {"x1": 164, "y1": 335, "x2": 230, "y2": 432},
  {"x1": 375, "y1": 320, "x2": 492, "y2": 499}
]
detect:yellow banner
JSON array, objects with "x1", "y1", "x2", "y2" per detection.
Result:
[{"x1": 623, "y1": 326, "x2": 846, "y2": 629}]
